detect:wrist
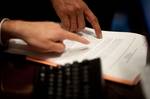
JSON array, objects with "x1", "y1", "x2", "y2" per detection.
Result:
[
  {"x1": 1, "y1": 20, "x2": 26, "y2": 40},
  {"x1": 1, "y1": 19, "x2": 15, "y2": 44},
  {"x1": 0, "y1": 18, "x2": 11, "y2": 47}
]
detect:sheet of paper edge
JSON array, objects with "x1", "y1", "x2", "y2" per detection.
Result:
[
  {"x1": 103, "y1": 74, "x2": 140, "y2": 85},
  {"x1": 26, "y1": 56, "x2": 140, "y2": 85},
  {"x1": 26, "y1": 56, "x2": 58, "y2": 67}
]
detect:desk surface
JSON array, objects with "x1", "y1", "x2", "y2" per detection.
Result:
[{"x1": 0, "y1": 52, "x2": 150, "y2": 99}]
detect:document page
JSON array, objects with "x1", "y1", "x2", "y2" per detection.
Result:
[{"x1": 6, "y1": 28, "x2": 147, "y2": 85}]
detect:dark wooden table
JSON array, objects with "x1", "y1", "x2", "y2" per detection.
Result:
[{"x1": 0, "y1": 52, "x2": 147, "y2": 99}]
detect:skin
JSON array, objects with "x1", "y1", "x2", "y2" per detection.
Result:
[
  {"x1": 51, "y1": 0, "x2": 102, "y2": 38},
  {"x1": 0, "y1": 1, "x2": 102, "y2": 93},
  {"x1": 1, "y1": 20, "x2": 89, "y2": 53},
  {"x1": 1, "y1": 0, "x2": 102, "y2": 53}
]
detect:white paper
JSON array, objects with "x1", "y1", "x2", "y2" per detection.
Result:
[{"x1": 6, "y1": 27, "x2": 148, "y2": 85}]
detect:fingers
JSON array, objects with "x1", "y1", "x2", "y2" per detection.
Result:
[
  {"x1": 61, "y1": 12, "x2": 85, "y2": 33},
  {"x1": 77, "y1": 12, "x2": 85, "y2": 32},
  {"x1": 61, "y1": 6, "x2": 102, "y2": 38},
  {"x1": 61, "y1": 15, "x2": 70, "y2": 30},
  {"x1": 29, "y1": 42, "x2": 65, "y2": 53},
  {"x1": 70, "y1": 13, "x2": 77, "y2": 32},
  {"x1": 48, "y1": 42, "x2": 65, "y2": 53},
  {"x1": 84, "y1": 7, "x2": 102, "y2": 38},
  {"x1": 62, "y1": 30, "x2": 89, "y2": 44}
]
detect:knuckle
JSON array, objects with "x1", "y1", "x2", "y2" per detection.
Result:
[
  {"x1": 63, "y1": 22, "x2": 69, "y2": 27},
  {"x1": 60, "y1": 8, "x2": 68, "y2": 15},
  {"x1": 67, "y1": 5, "x2": 83, "y2": 14},
  {"x1": 61, "y1": 7, "x2": 66, "y2": 12},
  {"x1": 81, "y1": 23, "x2": 85, "y2": 29},
  {"x1": 68, "y1": 5, "x2": 81, "y2": 13},
  {"x1": 78, "y1": 24, "x2": 85, "y2": 31},
  {"x1": 68, "y1": 7, "x2": 75, "y2": 13},
  {"x1": 75, "y1": 4, "x2": 82, "y2": 11}
]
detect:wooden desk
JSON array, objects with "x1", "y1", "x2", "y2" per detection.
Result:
[{"x1": 0, "y1": 52, "x2": 148, "y2": 99}]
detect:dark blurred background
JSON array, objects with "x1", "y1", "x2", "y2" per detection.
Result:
[
  {"x1": 1, "y1": 0, "x2": 150, "y2": 42},
  {"x1": 86, "y1": 0, "x2": 149, "y2": 33},
  {"x1": 86, "y1": 0, "x2": 150, "y2": 45}
]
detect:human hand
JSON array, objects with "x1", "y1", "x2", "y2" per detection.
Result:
[
  {"x1": 1, "y1": 20, "x2": 89, "y2": 53},
  {"x1": 51, "y1": 0, "x2": 102, "y2": 38}
]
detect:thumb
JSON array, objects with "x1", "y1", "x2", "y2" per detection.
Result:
[{"x1": 62, "y1": 30, "x2": 89, "y2": 44}]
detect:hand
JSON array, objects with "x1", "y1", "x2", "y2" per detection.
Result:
[
  {"x1": 1, "y1": 20, "x2": 89, "y2": 53},
  {"x1": 51, "y1": 0, "x2": 102, "y2": 38}
]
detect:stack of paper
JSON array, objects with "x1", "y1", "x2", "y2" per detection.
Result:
[{"x1": 6, "y1": 28, "x2": 148, "y2": 85}]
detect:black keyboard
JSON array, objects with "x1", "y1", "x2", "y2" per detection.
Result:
[{"x1": 33, "y1": 58, "x2": 104, "y2": 99}]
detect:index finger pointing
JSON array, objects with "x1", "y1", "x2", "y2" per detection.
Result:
[{"x1": 84, "y1": 7, "x2": 102, "y2": 38}]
